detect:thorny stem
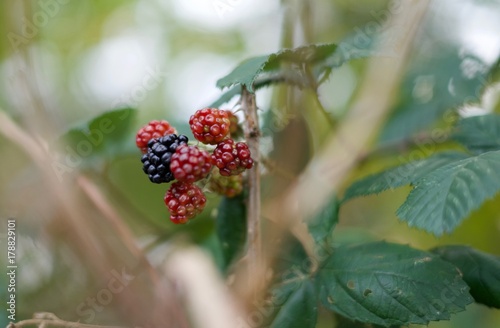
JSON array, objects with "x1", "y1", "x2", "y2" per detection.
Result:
[{"x1": 240, "y1": 86, "x2": 261, "y2": 287}]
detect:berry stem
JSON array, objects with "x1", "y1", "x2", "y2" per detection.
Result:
[{"x1": 241, "y1": 86, "x2": 261, "y2": 283}]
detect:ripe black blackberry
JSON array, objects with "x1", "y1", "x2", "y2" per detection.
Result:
[{"x1": 141, "y1": 134, "x2": 189, "y2": 183}]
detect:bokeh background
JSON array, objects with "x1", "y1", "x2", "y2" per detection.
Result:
[{"x1": 0, "y1": 0, "x2": 499, "y2": 327}]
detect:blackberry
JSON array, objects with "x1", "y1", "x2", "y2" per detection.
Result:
[
  {"x1": 136, "y1": 120, "x2": 177, "y2": 153},
  {"x1": 208, "y1": 168, "x2": 243, "y2": 198},
  {"x1": 189, "y1": 108, "x2": 230, "y2": 144},
  {"x1": 211, "y1": 139, "x2": 253, "y2": 176},
  {"x1": 164, "y1": 182, "x2": 207, "y2": 224},
  {"x1": 170, "y1": 145, "x2": 212, "y2": 183},
  {"x1": 141, "y1": 134, "x2": 189, "y2": 183}
]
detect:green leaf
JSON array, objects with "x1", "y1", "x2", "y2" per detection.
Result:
[
  {"x1": 307, "y1": 197, "x2": 339, "y2": 245},
  {"x1": 343, "y1": 152, "x2": 469, "y2": 202},
  {"x1": 335, "y1": 314, "x2": 400, "y2": 328},
  {"x1": 380, "y1": 49, "x2": 491, "y2": 143},
  {"x1": 452, "y1": 114, "x2": 500, "y2": 154},
  {"x1": 397, "y1": 150, "x2": 500, "y2": 235},
  {"x1": 215, "y1": 35, "x2": 379, "y2": 96},
  {"x1": 216, "y1": 55, "x2": 270, "y2": 92},
  {"x1": 57, "y1": 108, "x2": 137, "y2": 164},
  {"x1": 264, "y1": 279, "x2": 317, "y2": 328},
  {"x1": 316, "y1": 242, "x2": 473, "y2": 327},
  {"x1": 216, "y1": 195, "x2": 247, "y2": 269},
  {"x1": 216, "y1": 43, "x2": 341, "y2": 93},
  {"x1": 432, "y1": 245, "x2": 500, "y2": 308}
]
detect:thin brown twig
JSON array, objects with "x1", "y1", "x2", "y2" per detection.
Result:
[
  {"x1": 76, "y1": 175, "x2": 160, "y2": 284},
  {"x1": 240, "y1": 86, "x2": 261, "y2": 288},
  {"x1": 8, "y1": 312, "x2": 126, "y2": 328}
]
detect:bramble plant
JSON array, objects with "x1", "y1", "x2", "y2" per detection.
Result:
[
  {"x1": 123, "y1": 28, "x2": 500, "y2": 328},
  {"x1": 5, "y1": 1, "x2": 500, "y2": 328}
]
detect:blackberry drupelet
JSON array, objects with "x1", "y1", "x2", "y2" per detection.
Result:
[{"x1": 141, "y1": 134, "x2": 189, "y2": 183}]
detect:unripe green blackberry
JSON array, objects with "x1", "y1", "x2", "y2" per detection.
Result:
[{"x1": 208, "y1": 168, "x2": 243, "y2": 198}]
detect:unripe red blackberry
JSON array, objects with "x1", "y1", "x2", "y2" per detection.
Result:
[
  {"x1": 141, "y1": 134, "x2": 188, "y2": 184},
  {"x1": 170, "y1": 145, "x2": 212, "y2": 183},
  {"x1": 208, "y1": 168, "x2": 243, "y2": 198},
  {"x1": 189, "y1": 108, "x2": 230, "y2": 144},
  {"x1": 225, "y1": 110, "x2": 243, "y2": 138},
  {"x1": 164, "y1": 182, "x2": 207, "y2": 224},
  {"x1": 136, "y1": 120, "x2": 177, "y2": 153},
  {"x1": 211, "y1": 139, "x2": 253, "y2": 176}
]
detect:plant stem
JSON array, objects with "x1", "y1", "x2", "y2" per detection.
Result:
[
  {"x1": 240, "y1": 86, "x2": 261, "y2": 283},
  {"x1": 8, "y1": 312, "x2": 126, "y2": 328}
]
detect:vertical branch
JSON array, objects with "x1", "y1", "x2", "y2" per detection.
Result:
[{"x1": 241, "y1": 86, "x2": 261, "y2": 277}]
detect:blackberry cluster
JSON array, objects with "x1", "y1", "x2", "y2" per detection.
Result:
[
  {"x1": 141, "y1": 134, "x2": 189, "y2": 183},
  {"x1": 137, "y1": 108, "x2": 254, "y2": 224}
]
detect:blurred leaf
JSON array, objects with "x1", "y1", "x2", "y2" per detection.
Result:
[
  {"x1": 216, "y1": 195, "x2": 247, "y2": 269},
  {"x1": 397, "y1": 150, "x2": 500, "y2": 235},
  {"x1": 57, "y1": 108, "x2": 137, "y2": 166},
  {"x1": 452, "y1": 114, "x2": 500, "y2": 154},
  {"x1": 307, "y1": 196, "x2": 339, "y2": 245},
  {"x1": 316, "y1": 242, "x2": 473, "y2": 327},
  {"x1": 343, "y1": 151, "x2": 468, "y2": 202},
  {"x1": 264, "y1": 279, "x2": 317, "y2": 328},
  {"x1": 432, "y1": 245, "x2": 500, "y2": 308},
  {"x1": 380, "y1": 51, "x2": 491, "y2": 143},
  {"x1": 200, "y1": 233, "x2": 226, "y2": 274}
]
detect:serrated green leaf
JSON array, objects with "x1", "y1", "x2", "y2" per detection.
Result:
[
  {"x1": 216, "y1": 55, "x2": 270, "y2": 92},
  {"x1": 216, "y1": 43, "x2": 341, "y2": 93},
  {"x1": 316, "y1": 242, "x2": 473, "y2": 327},
  {"x1": 432, "y1": 245, "x2": 500, "y2": 308},
  {"x1": 397, "y1": 150, "x2": 500, "y2": 235},
  {"x1": 308, "y1": 197, "x2": 339, "y2": 245},
  {"x1": 263, "y1": 279, "x2": 317, "y2": 328},
  {"x1": 452, "y1": 114, "x2": 500, "y2": 154},
  {"x1": 57, "y1": 108, "x2": 137, "y2": 164},
  {"x1": 216, "y1": 195, "x2": 247, "y2": 269},
  {"x1": 343, "y1": 151, "x2": 469, "y2": 202},
  {"x1": 335, "y1": 314, "x2": 400, "y2": 328},
  {"x1": 380, "y1": 50, "x2": 491, "y2": 143},
  {"x1": 215, "y1": 36, "x2": 379, "y2": 96}
]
